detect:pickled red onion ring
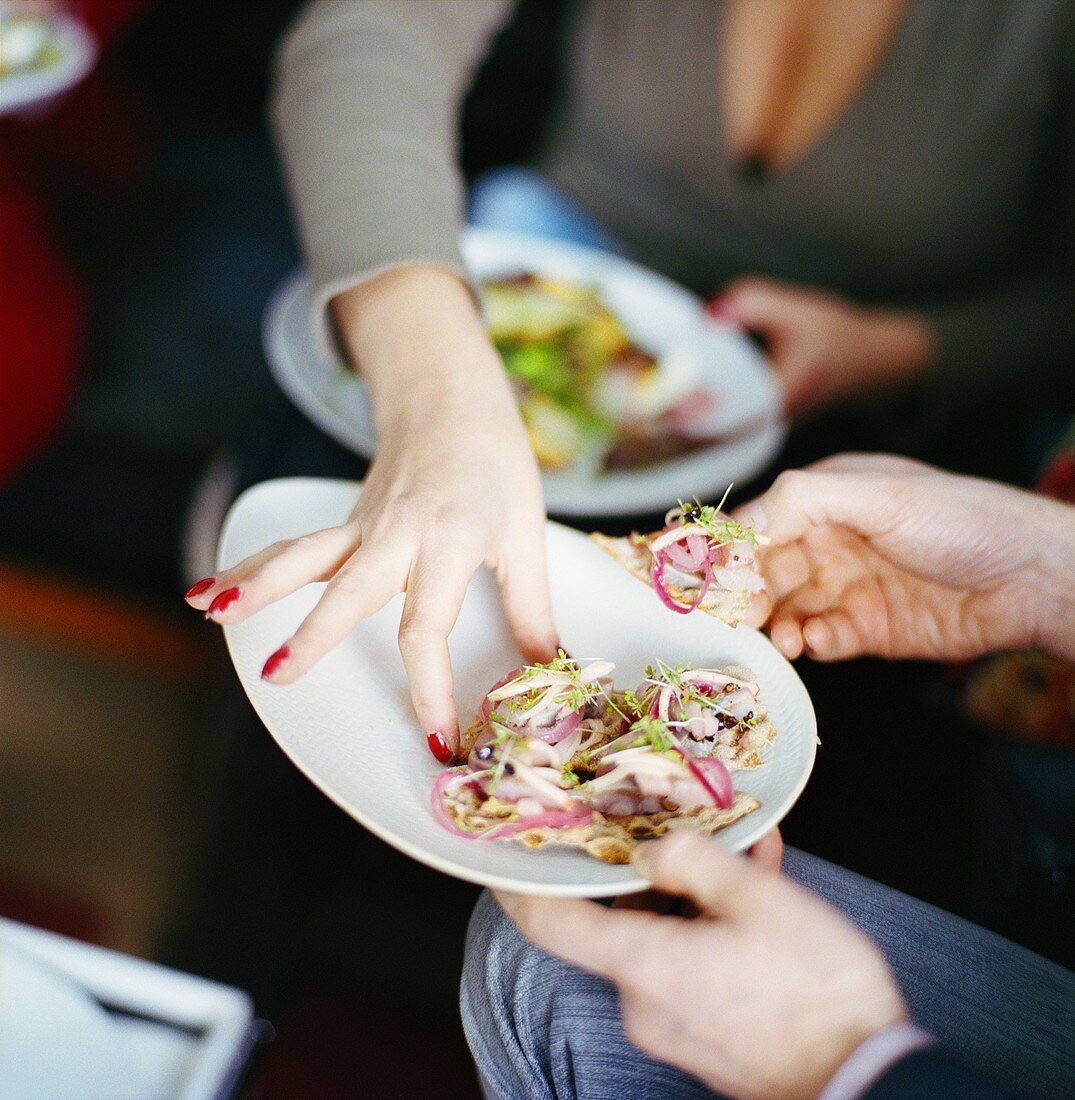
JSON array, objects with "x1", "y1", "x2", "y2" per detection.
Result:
[
  {"x1": 664, "y1": 532, "x2": 709, "y2": 572},
  {"x1": 538, "y1": 707, "x2": 584, "y2": 744},
  {"x1": 483, "y1": 806, "x2": 593, "y2": 839},
  {"x1": 431, "y1": 768, "x2": 484, "y2": 839},
  {"x1": 652, "y1": 683, "x2": 677, "y2": 721},
  {"x1": 676, "y1": 751, "x2": 734, "y2": 810},
  {"x1": 651, "y1": 550, "x2": 713, "y2": 614},
  {"x1": 479, "y1": 668, "x2": 524, "y2": 722},
  {"x1": 431, "y1": 763, "x2": 593, "y2": 840}
]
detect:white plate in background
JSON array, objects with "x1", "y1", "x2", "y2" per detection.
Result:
[
  {"x1": 219, "y1": 477, "x2": 816, "y2": 897},
  {"x1": 0, "y1": 944, "x2": 152, "y2": 1100},
  {"x1": 263, "y1": 229, "x2": 786, "y2": 518},
  {"x1": 0, "y1": 7, "x2": 96, "y2": 116},
  {"x1": 0, "y1": 919, "x2": 255, "y2": 1100}
]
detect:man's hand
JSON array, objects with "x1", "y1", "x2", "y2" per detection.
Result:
[
  {"x1": 497, "y1": 832, "x2": 907, "y2": 1100},
  {"x1": 738, "y1": 454, "x2": 1075, "y2": 664}
]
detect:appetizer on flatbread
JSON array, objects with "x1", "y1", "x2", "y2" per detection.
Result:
[
  {"x1": 591, "y1": 493, "x2": 767, "y2": 624},
  {"x1": 460, "y1": 653, "x2": 627, "y2": 771},
  {"x1": 434, "y1": 655, "x2": 774, "y2": 864},
  {"x1": 622, "y1": 661, "x2": 777, "y2": 770}
]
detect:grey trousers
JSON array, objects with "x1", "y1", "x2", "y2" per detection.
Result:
[{"x1": 461, "y1": 849, "x2": 1075, "y2": 1100}]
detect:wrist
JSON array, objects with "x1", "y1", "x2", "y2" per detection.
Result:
[
  {"x1": 332, "y1": 264, "x2": 483, "y2": 382},
  {"x1": 861, "y1": 308, "x2": 937, "y2": 382},
  {"x1": 331, "y1": 264, "x2": 519, "y2": 436},
  {"x1": 813, "y1": 1011, "x2": 910, "y2": 1097},
  {"x1": 819, "y1": 1021, "x2": 934, "y2": 1100},
  {"x1": 1025, "y1": 495, "x2": 1075, "y2": 661}
]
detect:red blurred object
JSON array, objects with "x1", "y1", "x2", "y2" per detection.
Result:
[
  {"x1": 702, "y1": 294, "x2": 739, "y2": 325},
  {"x1": 261, "y1": 986, "x2": 479, "y2": 1100},
  {"x1": 0, "y1": 870, "x2": 106, "y2": 945},
  {"x1": 0, "y1": 0, "x2": 148, "y2": 487},
  {"x1": 1036, "y1": 430, "x2": 1075, "y2": 503},
  {"x1": 0, "y1": 188, "x2": 83, "y2": 483}
]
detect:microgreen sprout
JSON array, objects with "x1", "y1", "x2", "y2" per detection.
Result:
[
  {"x1": 619, "y1": 688, "x2": 645, "y2": 716},
  {"x1": 674, "y1": 486, "x2": 765, "y2": 547},
  {"x1": 629, "y1": 715, "x2": 678, "y2": 753},
  {"x1": 642, "y1": 658, "x2": 687, "y2": 690},
  {"x1": 641, "y1": 661, "x2": 748, "y2": 720},
  {"x1": 515, "y1": 650, "x2": 607, "y2": 713}
]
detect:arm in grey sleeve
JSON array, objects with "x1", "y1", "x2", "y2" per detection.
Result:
[
  {"x1": 271, "y1": 0, "x2": 515, "y2": 315},
  {"x1": 922, "y1": 9, "x2": 1074, "y2": 402},
  {"x1": 923, "y1": 271, "x2": 1075, "y2": 401}
]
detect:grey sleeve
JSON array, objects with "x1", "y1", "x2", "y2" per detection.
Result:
[
  {"x1": 922, "y1": 9, "x2": 1075, "y2": 402},
  {"x1": 271, "y1": 0, "x2": 515, "y2": 319},
  {"x1": 922, "y1": 271, "x2": 1075, "y2": 400}
]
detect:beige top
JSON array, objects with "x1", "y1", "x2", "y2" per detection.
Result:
[{"x1": 272, "y1": 0, "x2": 1074, "y2": 396}]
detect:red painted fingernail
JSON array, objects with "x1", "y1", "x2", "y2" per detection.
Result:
[
  {"x1": 427, "y1": 732, "x2": 453, "y2": 764},
  {"x1": 704, "y1": 295, "x2": 738, "y2": 324},
  {"x1": 261, "y1": 645, "x2": 290, "y2": 682},
  {"x1": 206, "y1": 586, "x2": 240, "y2": 617},
  {"x1": 185, "y1": 577, "x2": 215, "y2": 600}
]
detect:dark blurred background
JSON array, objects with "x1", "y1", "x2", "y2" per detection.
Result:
[{"x1": 0, "y1": 2, "x2": 1070, "y2": 1097}]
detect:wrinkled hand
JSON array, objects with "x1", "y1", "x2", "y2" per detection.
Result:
[
  {"x1": 186, "y1": 267, "x2": 559, "y2": 753},
  {"x1": 738, "y1": 453, "x2": 1075, "y2": 663},
  {"x1": 498, "y1": 832, "x2": 907, "y2": 1100},
  {"x1": 708, "y1": 278, "x2": 935, "y2": 416}
]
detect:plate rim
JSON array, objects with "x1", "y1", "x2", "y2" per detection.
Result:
[{"x1": 219, "y1": 476, "x2": 817, "y2": 897}]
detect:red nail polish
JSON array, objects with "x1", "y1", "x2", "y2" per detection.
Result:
[
  {"x1": 261, "y1": 645, "x2": 290, "y2": 681},
  {"x1": 427, "y1": 732, "x2": 453, "y2": 764},
  {"x1": 185, "y1": 577, "x2": 215, "y2": 600},
  {"x1": 704, "y1": 296, "x2": 738, "y2": 324},
  {"x1": 206, "y1": 586, "x2": 240, "y2": 617}
]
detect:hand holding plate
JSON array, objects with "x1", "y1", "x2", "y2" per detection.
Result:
[{"x1": 498, "y1": 830, "x2": 907, "y2": 1099}]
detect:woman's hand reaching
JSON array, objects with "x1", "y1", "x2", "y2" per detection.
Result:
[
  {"x1": 708, "y1": 278, "x2": 936, "y2": 416},
  {"x1": 738, "y1": 453, "x2": 1075, "y2": 664},
  {"x1": 185, "y1": 266, "x2": 559, "y2": 759}
]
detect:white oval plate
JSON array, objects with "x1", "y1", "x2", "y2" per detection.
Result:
[
  {"x1": 219, "y1": 478, "x2": 816, "y2": 896},
  {"x1": 0, "y1": 8, "x2": 96, "y2": 117},
  {"x1": 263, "y1": 228, "x2": 786, "y2": 518}
]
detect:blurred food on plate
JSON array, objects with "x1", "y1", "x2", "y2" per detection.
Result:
[
  {"x1": 0, "y1": 5, "x2": 62, "y2": 78},
  {"x1": 484, "y1": 273, "x2": 720, "y2": 473}
]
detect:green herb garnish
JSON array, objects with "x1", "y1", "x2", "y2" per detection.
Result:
[
  {"x1": 628, "y1": 715, "x2": 677, "y2": 753},
  {"x1": 516, "y1": 650, "x2": 606, "y2": 713},
  {"x1": 675, "y1": 487, "x2": 762, "y2": 547}
]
